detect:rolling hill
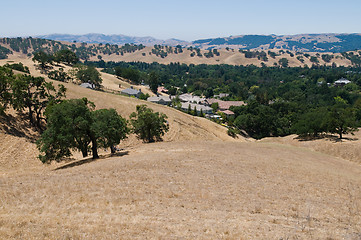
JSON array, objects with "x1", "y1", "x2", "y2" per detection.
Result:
[
  {"x1": 1, "y1": 37, "x2": 359, "y2": 67},
  {"x1": 36, "y1": 33, "x2": 361, "y2": 53},
  {"x1": 193, "y1": 33, "x2": 361, "y2": 52},
  {"x1": 0, "y1": 58, "x2": 361, "y2": 239}
]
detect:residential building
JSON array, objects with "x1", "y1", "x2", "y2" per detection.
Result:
[
  {"x1": 181, "y1": 102, "x2": 213, "y2": 114},
  {"x1": 206, "y1": 98, "x2": 246, "y2": 111},
  {"x1": 179, "y1": 93, "x2": 205, "y2": 104},
  {"x1": 334, "y1": 78, "x2": 351, "y2": 87},
  {"x1": 147, "y1": 95, "x2": 172, "y2": 105},
  {"x1": 121, "y1": 86, "x2": 142, "y2": 98}
]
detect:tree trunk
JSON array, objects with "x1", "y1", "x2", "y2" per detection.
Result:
[
  {"x1": 28, "y1": 106, "x2": 34, "y2": 125},
  {"x1": 81, "y1": 148, "x2": 88, "y2": 158},
  {"x1": 110, "y1": 145, "x2": 116, "y2": 154},
  {"x1": 339, "y1": 126, "x2": 343, "y2": 139},
  {"x1": 91, "y1": 137, "x2": 99, "y2": 159}
]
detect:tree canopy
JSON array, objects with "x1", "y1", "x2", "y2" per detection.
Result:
[
  {"x1": 130, "y1": 104, "x2": 169, "y2": 143},
  {"x1": 37, "y1": 98, "x2": 129, "y2": 162}
]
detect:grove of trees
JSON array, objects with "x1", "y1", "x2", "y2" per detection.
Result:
[{"x1": 0, "y1": 65, "x2": 169, "y2": 163}]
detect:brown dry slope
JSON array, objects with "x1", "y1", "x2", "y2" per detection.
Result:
[
  {"x1": 1, "y1": 57, "x2": 361, "y2": 239},
  {"x1": 1, "y1": 141, "x2": 360, "y2": 239}
]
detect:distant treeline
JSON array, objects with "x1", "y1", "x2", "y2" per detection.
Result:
[{"x1": 0, "y1": 37, "x2": 145, "y2": 60}]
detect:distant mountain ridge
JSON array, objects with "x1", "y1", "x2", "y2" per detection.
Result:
[
  {"x1": 36, "y1": 33, "x2": 189, "y2": 47},
  {"x1": 35, "y1": 33, "x2": 361, "y2": 52},
  {"x1": 192, "y1": 34, "x2": 361, "y2": 52}
]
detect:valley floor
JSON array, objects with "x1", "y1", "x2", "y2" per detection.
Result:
[{"x1": 1, "y1": 141, "x2": 360, "y2": 239}]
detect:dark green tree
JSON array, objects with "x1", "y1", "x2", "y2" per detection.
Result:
[
  {"x1": 130, "y1": 104, "x2": 169, "y2": 143},
  {"x1": 37, "y1": 98, "x2": 94, "y2": 162},
  {"x1": 32, "y1": 51, "x2": 52, "y2": 70},
  {"x1": 91, "y1": 108, "x2": 129, "y2": 153},
  {"x1": 325, "y1": 97, "x2": 358, "y2": 139},
  {"x1": 38, "y1": 98, "x2": 129, "y2": 162},
  {"x1": 10, "y1": 74, "x2": 66, "y2": 130},
  {"x1": 278, "y1": 58, "x2": 289, "y2": 67},
  {"x1": 148, "y1": 71, "x2": 159, "y2": 93},
  {"x1": 193, "y1": 106, "x2": 197, "y2": 116},
  {"x1": 292, "y1": 108, "x2": 328, "y2": 137},
  {"x1": 76, "y1": 65, "x2": 102, "y2": 88},
  {"x1": 53, "y1": 49, "x2": 79, "y2": 66},
  {"x1": 0, "y1": 66, "x2": 13, "y2": 113},
  {"x1": 114, "y1": 67, "x2": 141, "y2": 84}
]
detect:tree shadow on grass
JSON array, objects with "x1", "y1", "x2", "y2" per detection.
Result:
[
  {"x1": 294, "y1": 134, "x2": 358, "y2": 142},
  {"x1": 0, "y1": 112, "x2": 39, "y2": 143},
  {"x1": 54, "y1": 150, "x2": 129, "y2": 171}
]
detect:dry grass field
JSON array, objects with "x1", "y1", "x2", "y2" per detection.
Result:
[
  {"x1": 1, "y1": 58, "x2": 361, "y2": 239},
  {"x1": 92, "y1": 47, "x2": 352, "y2": 67}
]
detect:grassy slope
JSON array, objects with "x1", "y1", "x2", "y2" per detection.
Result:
[
  {"x1": 94, "y1": 47, "x2": 353, "y2": 67},
  {"x1": 0, "y1": 57, "x2": 360, "y2": 239}
]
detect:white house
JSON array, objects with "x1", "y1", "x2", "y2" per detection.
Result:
[
  {"x1": 147, "y1": 95, "x2": 172, "y2": 105},
  {"x1": 334, "y1": 78, "x2": 351, "y2": 87},
  {"x1": 121, "y1": 86, "x2": 142, "y2": 98},
  {"x1": 178, "y1": 93, "x2": 205, "y2": 104},
  {"x1": 181, "y1": 102, "x2": 213, "y2": 114}
]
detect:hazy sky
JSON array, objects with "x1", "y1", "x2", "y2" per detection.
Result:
[{"x1": 1, "y1": 0, "x2": 361, "y2": 41}]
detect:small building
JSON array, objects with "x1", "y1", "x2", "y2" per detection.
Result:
[
  {"x1": 219, "y1": 110, "x2": 235, "y2": 117},
  {"x1": 179, "y1": 93, "x2": 205, "y2": 104},
  {"x1": 334, "y1": 78, "x2": 351, "y2": 87},
  {"x1": 213, "y1": 93, "x2": 229, "y2": 99},
  {"x1": 157, "y1": 86, "x2": 168, "y2": 95},
  {"x1": 206, "y1": 99, "x2": 246, "y2": 111},
  {"x1": 147, "y1": 95, "x2": 172, "y2": 105},
  {"x1": 121, "y1": 86, "x2": 142, "y2": 98},
  {"x1": 181, "y1": 102, "x2": 213, "y2": 114},
  {"x1": 80, "y1": 82, "x2": 95, "y2": 89}
]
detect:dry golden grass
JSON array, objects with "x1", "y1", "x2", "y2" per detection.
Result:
[
  {"x1": 93, "y1": 47, "x2": 352, "y2": 67},
  {"x1": 1, "y1": 141, "x2": 360, "y2": 239},
  {"x1": 1, "y1": 57, "x2": 361, "y2": 239}
]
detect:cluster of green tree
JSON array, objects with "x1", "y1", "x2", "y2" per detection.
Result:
[
  {"x1": 32, "y1": 49, "x2": 79, "y2": 69},
  {"x1": 0, "y1": 37, "x2": 146, "y2": 61},
  {"x1": 31, "y1": 49, "x2": 102, "y2": 87},
  {"x1": 37, "y1": 101, "x2": 169, "y2": 162},
  {"x1": 89, "y1": 60, "x2": 361, "y2": 139},
  {"x1": 0, "y1": 37, "x2": 53, "y2": 55},
  {"x1": 267, "y1": 50, "x2": 279, "y2": 59},
  {"x1": 203, "y1": 49, "x2": 220, "y2": 58},
  {"x1": 186, "y1": 47, "x2": 203, "y2": 57},
  {"x1": 342, "y1": 51, "x2": 361, "y2": 67},
  {"x1": 231, "y1": 96, "x2": 359, "y2": 139},
  {"x1": 73, "y1": 64, "x2": 102, "y2": 88},
  {"x1": 0, "y1": 45, "x2": 12, "y2": 59},
  {"x1": 240, "y1": 50, "x2": 268, "y2": 61},
  {"x1": 321, "y1": 54, "x2": 334, "y2": 63},
  {"x1": 114, "y1": 67, "x2": 141, "y2": 83},
  {"x1": 278, "y1": 58, "x2": 289, "y2": 67},
  {"x1": 47, "y1": 68, "x2": 71, "y2": 82},
  {"x1": 151, "y1": 45, "x2": 168, "y2": 58},
  {"x1": 0, "y1": 66, "x2": 66, "y2": 130},
  {"x1": 3, "y1": 63, "x2": 30, "y2": 73},
  {"x1": 193, "y1": 35, "x2": 274, "y2": 49},
  {"x1": 89, "y1": 60, "x2": 361, "y2": 97}
]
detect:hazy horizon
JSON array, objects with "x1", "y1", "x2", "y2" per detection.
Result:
[{"x1": 1, "y1": 0, "x2": 361, "y2": 41}]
